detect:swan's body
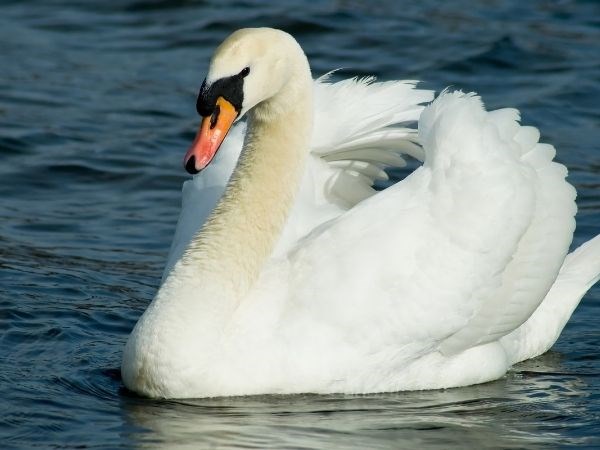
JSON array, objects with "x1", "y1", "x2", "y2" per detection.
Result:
[{"x1": 122, "y1": 28, "x2": 600, "y2": 399}]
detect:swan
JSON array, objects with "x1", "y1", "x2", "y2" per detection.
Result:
[{"x1": 122, "y1": 28, "x2": 600, "y2": 399}]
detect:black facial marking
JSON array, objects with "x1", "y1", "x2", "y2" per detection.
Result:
[{"x1": 196, "y1": 68, "x2": 249, "y2": 117}]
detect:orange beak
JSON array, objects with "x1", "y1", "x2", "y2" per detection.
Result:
[{"x1": 183, "y1": 96, "x2": 238, "y2": 174}]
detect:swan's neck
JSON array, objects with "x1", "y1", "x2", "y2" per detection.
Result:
[{"x1": 178, "y1": 73, "x2": 313, "y2": 302}]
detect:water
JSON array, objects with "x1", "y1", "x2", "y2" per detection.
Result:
[{"x1": 1, "y1": 0, "x2": 599, "y2": 448}]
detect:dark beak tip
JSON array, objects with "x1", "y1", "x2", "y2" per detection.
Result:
[{"x1": 184, "y1": 155, "x2": 200, "y2": 175}]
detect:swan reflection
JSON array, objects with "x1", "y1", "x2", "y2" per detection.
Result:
[{"x1": 121, "y1": 351, "x2": 591, "y2": 448}]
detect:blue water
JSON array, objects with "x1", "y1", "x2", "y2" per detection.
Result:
[{"x1": 1, "y1": 0, "x2": 599, "y2": 448}]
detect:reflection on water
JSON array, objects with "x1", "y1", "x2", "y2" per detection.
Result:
[
  {"x1": 0, "y1": 0, "x2": 598, "y2": 448},
  {"x1": 121, "y1": 352, "x2": 591, "y2": 449}
]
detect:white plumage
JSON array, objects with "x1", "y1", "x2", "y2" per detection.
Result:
[{"x1": 122, "y1": 28, "x2": 600, "y2": 399}]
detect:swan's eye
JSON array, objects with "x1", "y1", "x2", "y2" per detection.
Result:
[{"x1": 240, "y1": 67, "x2": 250, "y2": 77}]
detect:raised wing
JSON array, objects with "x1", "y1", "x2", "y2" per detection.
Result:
[
  {"x1": 310, "y1": 76, "x2": 433, "y2": 208},
  {"x1": 433, "y1": 95, "x2": 577, "y2": 354},
  {"x1": 282, "y1": 91, "x2": 576, "y2": 365}
]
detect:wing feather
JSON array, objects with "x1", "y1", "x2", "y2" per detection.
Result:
[{"x1": 311, "y1": 76, "x2": 433, "y2": 208}]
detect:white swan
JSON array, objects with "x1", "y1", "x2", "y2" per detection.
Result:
[{"x1": 122, "y1": 28, "x2": 600, "y2": 399}]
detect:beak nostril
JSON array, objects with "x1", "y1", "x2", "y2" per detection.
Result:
[
  {"x1": 185, "y1": 155, "x2": 199, "y2": 175},
  {"x1": 210, "y1": 105, "x2": 221, "y2": 130}
]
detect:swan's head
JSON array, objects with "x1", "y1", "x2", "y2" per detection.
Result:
[{"x1": 183, "y1": 28, "x2": 309, "y2": 174}]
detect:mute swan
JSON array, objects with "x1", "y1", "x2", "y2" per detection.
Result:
[{"x1": 122, "y1": 28, "x2": 600, "y2": 399}]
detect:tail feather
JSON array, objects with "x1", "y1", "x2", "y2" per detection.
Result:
[{"x1": 500, "y1": 235, "x2": 600, "y2": 364}]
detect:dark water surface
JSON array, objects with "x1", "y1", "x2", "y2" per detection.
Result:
[{"x1": 1, "y1": 0, "x2": 599, "y2": 448}]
